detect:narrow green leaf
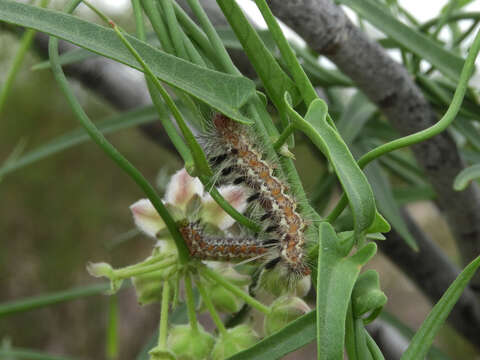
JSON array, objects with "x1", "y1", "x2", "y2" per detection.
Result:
[
  {"x1": 393, "y1": 185, "x2": 436, "y2": 204},
  {"x1": 293, "y1": 44, "x2": 353, "y2": 87},
  {"x1": 0, "y1": 0, "x2": 255, "y2": 123},
  {"x1": 0, "y1": 348, "x2": 78, "y2": 360},
  {"x1": 216, "y1": 0, "x2": 301, "y2": 110},
  {"x1": 378, "y1": 151, "x2": 427, "y2": 186},
  {"x1": 227, "y1": 311, "x2": 316, "y2": 360},
  {"x1": 454, "y1": 117, "x2": 480, "y2": 152},
  {"x1": 379, "y1": 312, "x2": 451, "y2": 360},
  {"x1": 0, "y1": 106, "x2": 157, "y2": 178},
  {"x1": 216, "y1": 27, "x2": 276, "y2": 52},
  {"x1": 355, "y1": 143, "x2": 418, "y2": 250},
  {"x1": 336, "y1": 92, "x2": 376, "y2": 146},
  {"x1": 32, "y1": 47, "x2": 93, "y2": 70},
  {"x1": 293, "y1": 99, "x2": 376, "y2": 238},
  {"x1": 338, "y1": 0, "x2": 464, "y2": 80},
  {"x1": 0, "y1": 283, "x2": 109, "y2": 317},
  {"x1": 401, "y1": 255, "x2": 480, "y2": 359},
  {"x1": 453, "y1": 164, "x2": 480, "y2": 191},
  {"x1": 316, "y1": 222, "x2": 377, "y2": 360}
]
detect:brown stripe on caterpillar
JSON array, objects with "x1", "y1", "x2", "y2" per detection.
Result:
[
  {"x1": 179, "y1": 221, "x2": 269, "y2": 261},
  {"x1": 206, "y1": 113, "x2": 310, "y2": 277}
]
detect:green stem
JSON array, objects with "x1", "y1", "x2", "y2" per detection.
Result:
[
  {"x1": 0, "y1": 0, "x2": 49, "y2": 115},
  {"x1": 184, "y1": 271, "x2": 199, "y2": 332},
  {"x1": 327, "y1": 28, "x2": 480, "y2": 223},
  {"x1": 420, "y1": 11, "x2": 480, "y2": 32},
  {"x1": 106, "y1": 294, "x2": 119, "y2": 360},
  {"x1": 201, "y1": 266, "x2": 270, "y2": 315},
  {"x1": 159, "y1": 281, "x2": 171, "y2": 348},
  {"x1": 365, "y1": 331, "x2": 385, "y2": 360},
  {"x1": 195, "y1": 277, "x2": 227, "y2": 335},
  {"x1": 273, "y1": 123, "x2": 295, "y2": 150},
  {"x1": 113, "y1": 258, "x2": 177, "y2": 279}
]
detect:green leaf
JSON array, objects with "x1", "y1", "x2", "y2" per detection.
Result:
[
  {"x1": 379, "y1": 312, "x2": 451, "y2": 360},
  {"x1": 453, "y1": 164, "x2": 480, "y2": 191},
  {"x1": 216, "y1": 0, "x2": 301, "y2": 110},
  {"x1": 297, "y1": 99, "x2": 377, "y2": 238},
  {"x1": 227, "y1": 311, "x2": 316, "y2": 360},
  {"x1": 336, "y1": 92, "x2": 377, "y2": 146},
  {"x1": 355, "y1": 143, "x2": 417, "y2": 250},
  {"x1": 317, "y1": 222, "x2": 377, "y2": 360},
  {"x1": 0, "y1": 106, "x2": 157, "y2": 178},
  {"x1": 402, "y1": 254, "x2": 480, "y2": 359},
  {"x1": 32, "y1": 47, "x2": 93, "y2": 70},
  {"x1": 0, "y1": 283, "x2": 109, "y2": 317},
  {"x1": 366, "y1": 211, "x2": 391, "y2": 234},
  {"x1": 0, "y1": 0, "x2": 255, "y2": 123},
  {"x1": 0, "y1": 348, "x2": 78, "y2": 360},
  {"x1": 316, "y1": 222, "x2": 377, "y2": 360},
  {"x1": 453, "y1": 117, "x2": 480, "y2": 152},
  {"x1": 393, "y1": 185, "x2": 436, "y2": 204},
  {"x1": 378, "y1": 151, "x2": 427, "y2": 186},
  {"x1": 216, "y1": 26, "x2": 276, "y2": 52},
  {"x1": 293, "y1": 44, "x2": 353, "y2": 87},
  {"x1": 338, "y1": 0, "x2": 464, "y2": 80},
  {"x1": 351, "y1": 270, "x2": 387, "y2": 322}
]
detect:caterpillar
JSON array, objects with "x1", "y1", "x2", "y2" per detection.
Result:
[
  {"x1": 200, "y1": 114, "x2": 310, "y2": 279},
  {"x1": 179, "y1": 220, "x2": 272, "y2": 261}
]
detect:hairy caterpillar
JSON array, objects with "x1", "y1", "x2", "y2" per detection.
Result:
[
  {"x1": 200, "y1": 114, "x2": 310, "y2": 279},
  {"x1": 179, "y1": 221, "x2": 271, "y2": 261}
]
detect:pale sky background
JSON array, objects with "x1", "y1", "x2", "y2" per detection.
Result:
[
  {"x1": 95, "y1": 0, "x2": 480, "y2": 28},
  {"x1": 87, "y1": 0, "x2": 480, "y2": 75}
]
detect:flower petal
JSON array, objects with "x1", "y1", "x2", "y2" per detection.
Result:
[
  {"x1": 164, "y1": 168, "x2": 204, "y2": 211},
  {"x1": 201, "y1": 185, "x2": 248, "y2": 229},
  {"x1": 130, "y1": 199, "x2": 166, "y2": 238}
]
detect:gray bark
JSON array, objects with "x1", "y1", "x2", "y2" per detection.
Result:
[{"x1": 267, "y1": 0, "x2": 480, "y2": 289}]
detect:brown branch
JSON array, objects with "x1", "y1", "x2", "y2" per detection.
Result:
[{"x1": 267, "y1": 0, "x2": 480, "y2": 289}]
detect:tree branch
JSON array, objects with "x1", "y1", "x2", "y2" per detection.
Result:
[{"x1": 267, "y1": 0, "x2": 480, "y2": 288}]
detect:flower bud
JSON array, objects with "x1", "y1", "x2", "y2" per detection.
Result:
[
  {"x1": 86, "y1": 262, "x2": 123, "y2": 294},
  {"x1": 202, "y1": 263, "x2": 250, "y2": 313},
  {"x1": 132, "y1": 272, "x2": 174, "y2": 306},
  {"x1": 149, "y1": 347, "x2": 176, "y2": 360},
  {"x1": 211, "y1": 325, "x2": 258, "y2": 359},
  {"x1": 259, "y1": 269, "x2": 311, "y2": 298},
  {"x1": 264, "y1": 296, "x2": 310, "y2": 336},
  {"x1": 167, "y1": 325, "x2": 214, "y2": 360}
]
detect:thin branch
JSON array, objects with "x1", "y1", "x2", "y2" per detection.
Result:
[{"x1": 267, "y1": 0, "x2": 480, "y2": 289}]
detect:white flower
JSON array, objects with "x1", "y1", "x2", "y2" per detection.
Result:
[{"x1": 130, "y1": 168, "x2": 248, "y2": 238}]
